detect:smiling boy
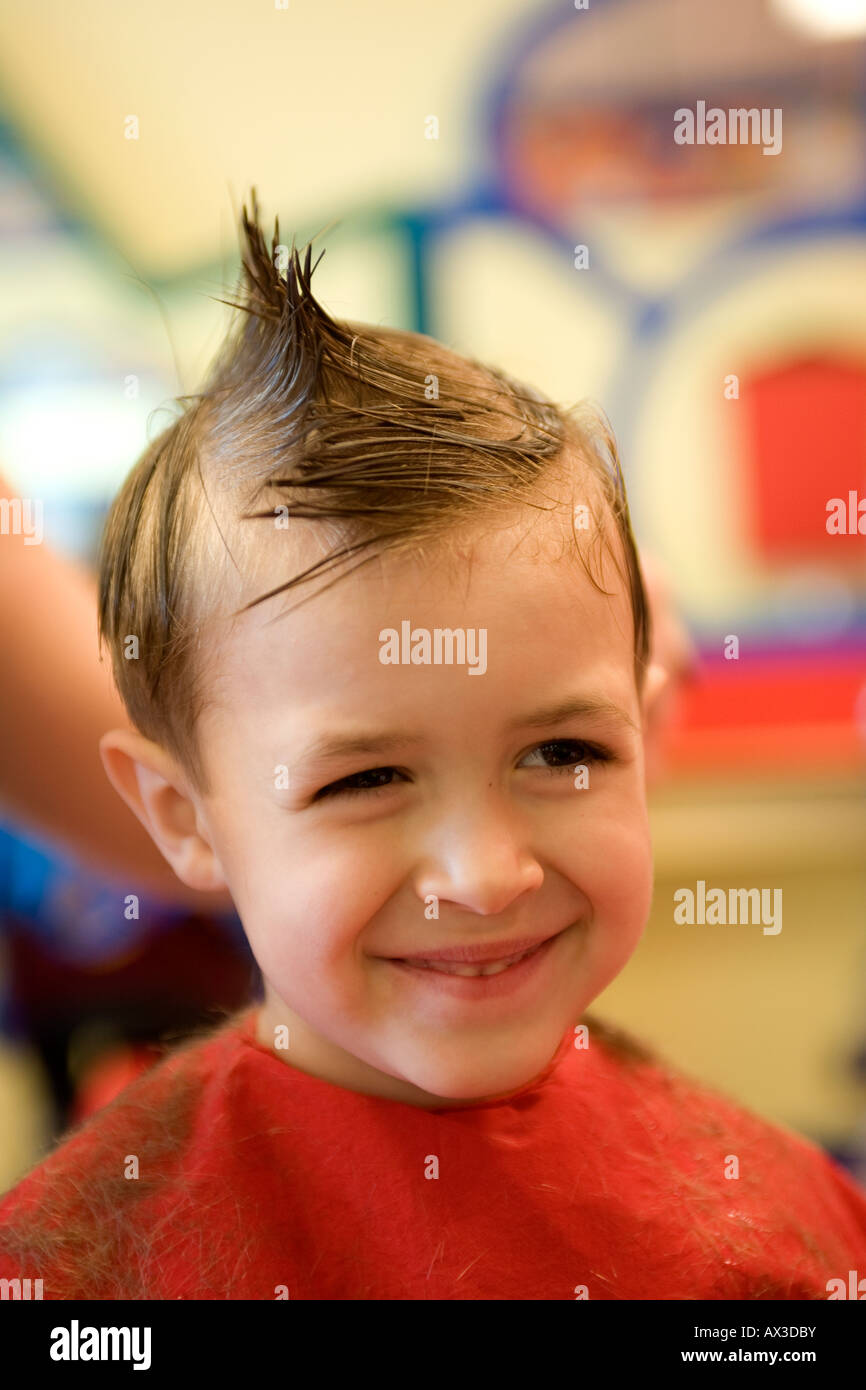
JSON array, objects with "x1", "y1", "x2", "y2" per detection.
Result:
[
  {"x1": 0, "y1": 191, "x2": 864, "y2": 1298},
  {"x1": 182, "y1": 500, "x2": 651, "y2": 1111},
  {"x1": 105, "y1": 452, "x2": 654, "y2": 1112}
]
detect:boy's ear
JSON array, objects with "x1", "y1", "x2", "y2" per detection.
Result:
[{"x1": 98, "y1": 728, "x2": 229, "y2": 894}]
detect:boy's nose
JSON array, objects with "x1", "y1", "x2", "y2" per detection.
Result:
[{"x1": 414, "y1": 810, "x2": 544, "y2": 917}]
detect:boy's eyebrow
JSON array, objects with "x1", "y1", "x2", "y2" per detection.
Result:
[
  {"x1": 507, "y1": 695, "x2": 640, "y2": 735},
  {"x1": 291, "y1": 695, "x2": 639, "y2": 768}
]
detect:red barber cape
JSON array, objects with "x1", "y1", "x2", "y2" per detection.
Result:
[{"x1": 1, "y1": 1006, "x2": 865, "y2": 1300}]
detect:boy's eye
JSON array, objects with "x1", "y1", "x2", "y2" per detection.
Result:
[
  {"x1": 520, "y1": 738, "x2": 613, "y2": 773},
  {"x1": 313, "y1": 767, "x2": 404, "y2": 801},
  {"x1": 312, "y1": 739, "x2": 612, "y2": 801}
]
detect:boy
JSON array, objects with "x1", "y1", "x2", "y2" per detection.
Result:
[{"x1": 0, "y1": 191, "x2": 864, "y2": 1299}]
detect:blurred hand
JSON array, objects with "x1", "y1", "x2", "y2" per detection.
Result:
[{"x1": 0, "y1": 468, "x2": 234, "y2": 913}]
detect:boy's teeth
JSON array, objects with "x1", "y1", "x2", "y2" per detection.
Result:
[{"x1": 403, "y1": 945, "x2": 538, "y2": 977}]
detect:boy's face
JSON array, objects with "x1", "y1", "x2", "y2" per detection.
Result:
[{"x1": 187, "y1": 497, "x2": 654, "y2": 1108}]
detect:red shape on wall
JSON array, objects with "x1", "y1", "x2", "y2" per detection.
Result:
[
  {"x1": 738, "y1": 355, "x2": 866, "y2": 563},
  {"x1": 663, "y1": 655, "x2": 866, "y2": 772}
]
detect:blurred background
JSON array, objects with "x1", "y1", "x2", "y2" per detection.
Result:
[{"x1": 0, "y1": 0, "x2": 864, "y2": 1191}]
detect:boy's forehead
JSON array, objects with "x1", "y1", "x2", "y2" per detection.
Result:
[{"x1": 209, "y1": 495, "x2": 638, "y2": 720}]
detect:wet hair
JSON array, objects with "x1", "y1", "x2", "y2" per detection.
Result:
[{"x1": 97, "y1": 188, "x2": 650, "y2": 796}]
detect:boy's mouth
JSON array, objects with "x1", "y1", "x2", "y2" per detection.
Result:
[
  {"x1": 392, "y1": 943, "x2": 545, "y2": 977},
  {"x1": 385, "y1": 928, "x2": 565, "y2": 978}
]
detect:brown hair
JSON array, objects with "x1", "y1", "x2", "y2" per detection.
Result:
[{"x1": 97, "y1": 188, "x2": 650, "y2": 796}]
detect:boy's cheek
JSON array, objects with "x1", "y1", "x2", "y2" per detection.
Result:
[{"x1": 593, "y1": 823, "x2": 654, "y2": 923}]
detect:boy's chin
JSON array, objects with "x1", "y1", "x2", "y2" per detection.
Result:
[{"x1": 396, "y1": 1036, "x2": 568, "y2": 1108}]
